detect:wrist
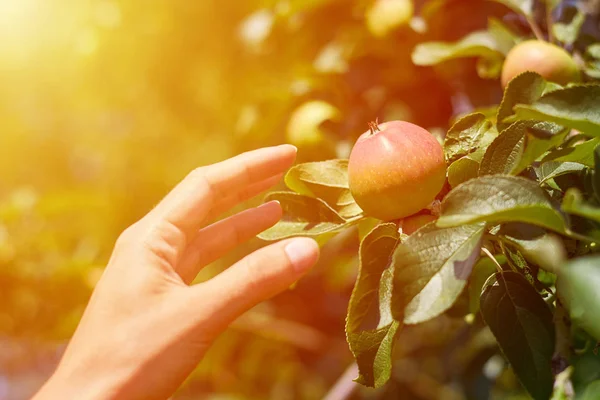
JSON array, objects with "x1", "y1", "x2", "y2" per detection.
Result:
[{"x1": 32, "y1": 366, "x2": 120, "y2": 400}]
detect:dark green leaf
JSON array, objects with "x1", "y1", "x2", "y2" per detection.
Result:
[
  {"x1": 480, "y1": 271, "x2": 555, "y2": 400},
  {"x1": 444, "y1": 113, "x2": 497, "y2": 164},
  {"x1": 490, "y1": 0, "x2": 533, "y2": 17},
  {"x1": 543, "y1": 137, "x2": 600, "y2": 168},
  {"x1": 497, "y1": 72, "x2": 549, "y2": 133},
  {"x1": 392, "y1": 223, "x2": 485, "y2": 324},
  {"x1": 347, "y1": 223, "x2": 400, "y2": 332},
  {"x1": 553, "y1": 8, "x2": 585, "y2": 46},
  {"x1": 412, "y1": 31, "x2": 505, "y2": 66},
  {"x1": 479, "y1": 121, "x2": 526, "y2": 175},
  {"x1": 562, "y1": 188, "x2": 600, "y2": 223},
  {"x1": 513, "y1": 85, "x2": 600, "y2": 136},
  {"x1": 535, "y1": 161, "x2": 587, "y2": 184},
  {"x1": 347, "y1": 321, "x2": 401, "y2": 388},
  {"x1": 438, "y1": 175, "x2": 567, "y2": 233},
  {"x1": 258, "y1": 192, "x2": 349, "y2": 240},
  {"x1": 513, "y1": 123, "x2": 569, "y2": 174},
  {"x1": 557, "y1": 255, "x2": 600, "y2": 341},
  {"x1": 347, "y1": 223, "x2": 401, "y2": 388},
  {"x1": 284, "y1": 159, "x2": 362, "y2": 219}
]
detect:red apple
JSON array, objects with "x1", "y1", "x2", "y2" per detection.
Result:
[
  {"x1": 348, "y1": 120, "x2": 446, "y2": 221},
  {"x1": 501, "y1": 40, "x2": 580, "y2": 88},
  {"x1": 402, "y1": 213, "x2": 437, "y2": 235}
]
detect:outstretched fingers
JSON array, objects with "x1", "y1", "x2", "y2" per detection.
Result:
[
  {"x1": 202, "y1": 173, "x2": 284, "y2": 224},
  {"x1": 140, "y1": 145, "x2": 296, "y2": 260},
  {"x1": 176, "y1": 200, "x2": 282, "y2": 283},
  {"x1": 189, "y1": 237, "x2": 319, "y2": 331}
]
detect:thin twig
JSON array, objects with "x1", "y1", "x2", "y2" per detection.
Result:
[
  {"x1": 552, "y1": 301, "x2": 575, "y2": 397},
  {"x1": 482, "y1": 247, "x2": 503, "y2": 273},
  {"x1": 323, "y1": 363, "x2": 359, "y2": 400},
  {"x1": 527, "y1": 15, "x2": 545, "y2": 41}
]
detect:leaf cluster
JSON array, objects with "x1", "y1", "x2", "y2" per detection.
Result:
[{"x1": 261, "y1": 72, "x2": 600, "y2": 398}]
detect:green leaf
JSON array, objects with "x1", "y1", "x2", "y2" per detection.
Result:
[
  {"x1": 487, "y1": 17, "x2": 520, "y2": 55},
  {"x1": 497, "y1": 223, "x2": 566, "y2": 273},
  {"x1": 347, "y1": 321, "x2": 401, "y2": 388},
  {"x1": 535, "y1": 161, "x2": 587, "y2": 184},
  {"x1": 412, "y1": 31, "x2": 505, "y2": 66},
  {"x1": 543, "y1": 137, "x2": 600, "y2": 168},
  {"x1": 358, "y1": 217, "x2": 381, "y2": 242},
  {"x1": 480, "y1": 271, "x2": 555, "y2": 400},
  {"x1": 447, "y1": 155, "x2": 481, "y2": 188},
  {"x1": 438, "y1": 175, "x2": 567, "y2": 233},
  {"x1": 588, "y1": 44, "x2": 600, "y2": 59},
  {"x1": 284, "y1": 159, "x2": 362, "y2": 219},
  {"x1": 497, "y1": 71, "x2": 550, "y2": 133},
  {"x1": 515, "y1": 123, "x2": 569, "y2": 173},
  {"x1": 480, "y1": 120, "x2": 570, "y2": 177},
  {"x1": 476, "y1": 56, "x2": 504, "y2": 79},
  {"x1": 584, "y1": 60, "x2": 600, "y2": 79},
  {"x1": 479, "y1": 121, "x2": 527, "y2": 176},
  {"x1": 581, "y1": 380, "x2": 600, "y2": 400},
  {"x1": 562, "y1": 188, "x2": 600, "y2": 223},
  {"x1": 347, "y1": 223, "x2": 401, "y2": 388},
  {"x1": 258, "y1": 192, "x2": 349, "y2": 240},
  {"x1": 392, "y1": 223, "x2": 485, "y2": 324},
  {"x1": 594, "y1": 145, "x2": 600, "y2": 200},
  {"x1": 557, "y1": 255, "x2": 600, "y2": 341},
  {"x1": 444, "y1": 112, "x2": 497, "y2": 164},
  {"x1": 513, "y1": 85, "x2": 600, "y2": 136},
  {"x1": 553, "y1": 8, "x2": 585, "y2": 46}
]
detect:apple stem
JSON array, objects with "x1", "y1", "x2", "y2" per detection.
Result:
[{"x1": 367, "y1": 119, "x2": 381, "y2": 135}]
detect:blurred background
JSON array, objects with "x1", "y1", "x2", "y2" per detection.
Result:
[{"x1": 1, "y1": 0, "x2": 582, "y2": 398}]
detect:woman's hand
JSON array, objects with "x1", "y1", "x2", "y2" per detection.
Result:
[{"x1": 33, "y1": 145, "x2": 319, "y2": 400}]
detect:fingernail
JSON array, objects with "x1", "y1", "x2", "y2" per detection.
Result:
[
  {"x1": 260, "y1": 200, "x2": 280, "y2": 209},
  {"x1": 284, "y1": 238, "x2": 319, "y2": 273},
  {"x1": 283, "y1": 144, "x2": 297, "y2": 153}
]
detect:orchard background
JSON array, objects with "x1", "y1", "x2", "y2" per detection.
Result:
[{"x1": 1, "y1": 0, "x2": 600, "y2": 399}]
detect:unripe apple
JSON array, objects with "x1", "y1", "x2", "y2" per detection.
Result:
[
  {"x1": 286, "y1": 101, "x2": 339, "y2": 160},
  {"x1": 348, "y1": 121, "x2": 446, "y2": 221},
  {"x1": 501, "y1": 40, "x2": 581, "y2": 88},
  {"x1": 402, "y1": 213, "x2": 437, "y2": 235}
]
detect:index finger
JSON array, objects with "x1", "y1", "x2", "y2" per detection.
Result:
[{"x1": 146, "y1": 144, "x2": 296, "y2": 242}]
